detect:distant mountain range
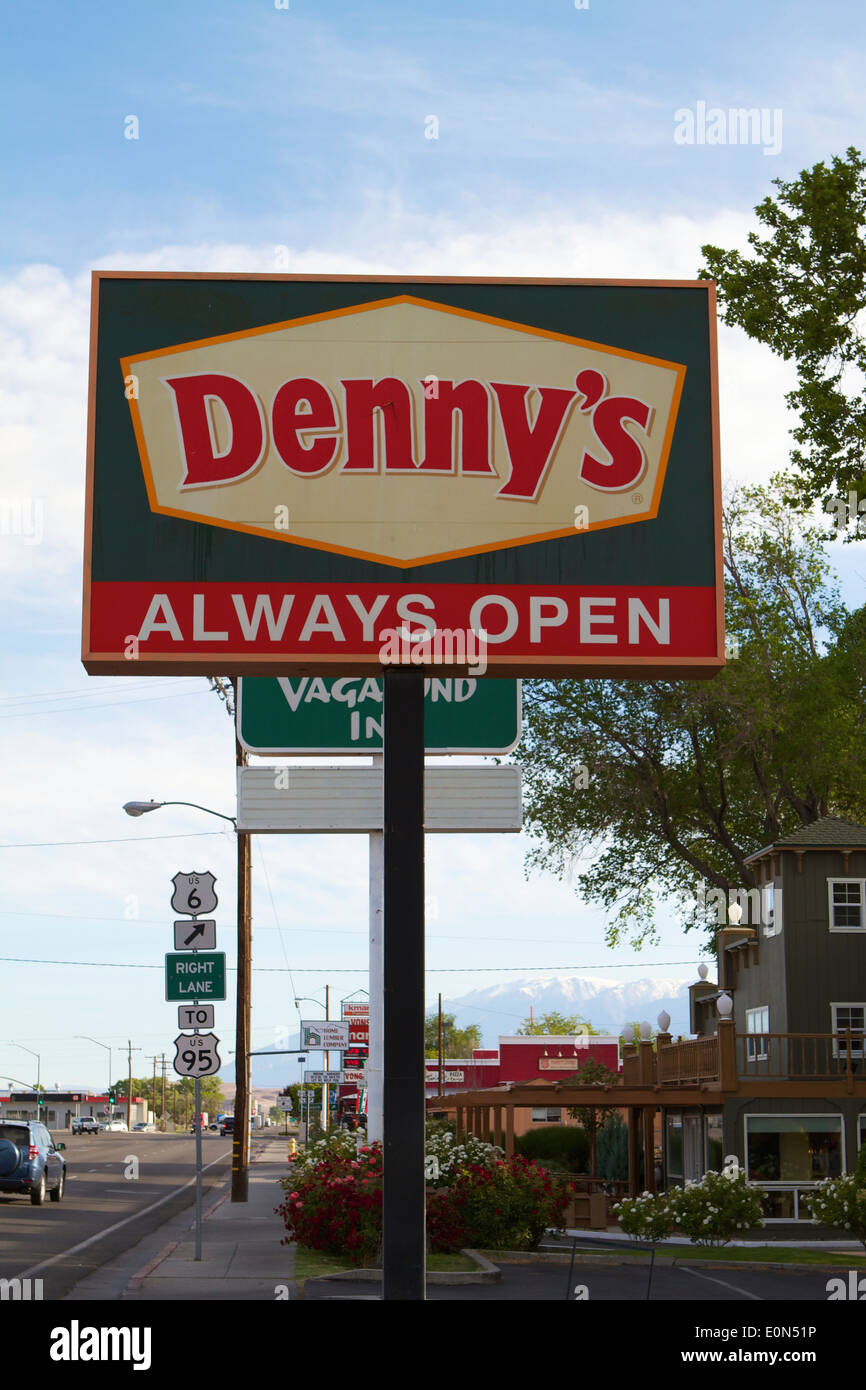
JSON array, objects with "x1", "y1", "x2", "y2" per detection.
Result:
[
  {"x1": 444, "y1": 973, "x2": 695, "y2": 1046},
  {"x1": 217, "y1": 972, "x2": 697, "y2": 1084}
]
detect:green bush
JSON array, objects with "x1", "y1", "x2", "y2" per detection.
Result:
[
  {"x1": 426, "y1": 1154, "x2": 573, "y2": 1252},
  {"x1": 613, "y1": 1191, "x2": 675, "y2": 1243},
  {"x1": 667, "y1": 1171, "x2": 765, "y2": 1247},
  {"x1": 807, "y1": 1148, "x2": 866, "y2": 1250},
  {"x1": 596, "y1": 1113, "x2": 628, "y2": 1181},
  {"x1": 514, "y1": 1125, "x2": 589, "y2": 1172}
]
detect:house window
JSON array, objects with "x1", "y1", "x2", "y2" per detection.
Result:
[
  {"x1": 828, "y1": 879, "x2": 865, "y2": 931},
  {"x1": 831, "y1": 1004, "x2": 865, "y2": 1059},
  {"x1": 531, "y1": 1107, "x2": 561, "y2": 1123},
  {"x1": 705, "y1": 1113, "x2": 724, "y2": 1171},
  {"x1": 762, "y1": 882, "x2": 781, "y2": 936},
  {"x1": 745, "y1": 1006, "x2": 769, "y2": 1061},
  {"x1": 745, "y1": 1115, "x2": 843, "y2": 1184},
  {"x1": 666, "y1": 1113, "x2": 683, "y2": 1182}
]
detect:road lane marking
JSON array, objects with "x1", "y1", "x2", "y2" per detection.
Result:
[
  {"x1": 18, "y1": 1146, "x2": 233, "y2": 1280},
  {"x1": 681, "y1": 1265, "x2": 763, "y2": 1300}
]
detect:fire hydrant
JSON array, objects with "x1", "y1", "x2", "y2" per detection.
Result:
[{"x1": 288, "y1": 1137, "x2": 297, "y2": 1156}]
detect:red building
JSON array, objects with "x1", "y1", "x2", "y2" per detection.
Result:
[{"x1": 426, "y1": 1035, "x2": 621, "y2": 1137}]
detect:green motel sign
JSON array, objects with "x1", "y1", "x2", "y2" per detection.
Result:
[
  {"x1": 165, "y1": 952, "x2": 226, "y2": 1002},
  {"x1": 237, "y1": 676, "x2": 521, "y2": 754}
]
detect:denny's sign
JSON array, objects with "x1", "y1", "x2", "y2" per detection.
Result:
[{"x1": 82, "y1": 275, "x2": 723, "y2": 677}]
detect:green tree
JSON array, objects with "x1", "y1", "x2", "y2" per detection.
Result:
[
  {"x1": 516, "y1": 1012, "x2": 598, "y2": 1036},
  {"x1": 424, "y1": 1012, "x2": 482, "y2": 1059},
  {"x1": 700, "y1": 147, "x2": 866, "y2": 525},
  {"x1": 518, "y1": 485, "x2": 866, "y2": 948},
  {"x1": 566, "y1": 1058, "x2": 621, "y2": 1178}
]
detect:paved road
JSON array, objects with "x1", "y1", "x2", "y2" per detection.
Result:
[
  {"x1": 304, "y1": 1260, "x2": 841, "y2": 1301},
  {"x1": 0, "y1": 1130, "x2": 238, "y2": 1300}
]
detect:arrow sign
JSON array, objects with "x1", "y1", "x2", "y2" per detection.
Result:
[{"x1": 173, "y1": 919, "x2": 217, "y2": 951}]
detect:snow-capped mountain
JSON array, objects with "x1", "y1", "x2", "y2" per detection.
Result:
[{"x1": 442, "y1": 973, "x2": 696, "y2": 1046}]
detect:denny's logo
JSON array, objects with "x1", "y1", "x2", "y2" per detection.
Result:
[{"x1": 122, "y1": 296, "x2": 686, "y2": 567}]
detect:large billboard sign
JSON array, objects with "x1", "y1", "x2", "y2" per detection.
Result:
[{"x1": 83, "y1": 275, "x2": 722, "y2": 677}]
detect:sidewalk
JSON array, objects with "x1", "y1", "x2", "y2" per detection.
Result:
[{"x1": 64, "y1": 1137, "x2": 296, "y2": 1302}]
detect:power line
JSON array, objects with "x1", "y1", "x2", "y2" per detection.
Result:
[
  {"x1": 0, "y1": 954, "x2": 702, "y2": 974},
  {"x1": 0, "y1": 832, "x2": 227, "y2": 849}
]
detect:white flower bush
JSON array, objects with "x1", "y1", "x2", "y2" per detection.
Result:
[
  {"x1": 615, "y1": 1170, "x2": 764, "y2": 1247},
  {"x1": 807, "y1": 1175, "x2": 866, "y2": 1250},
  {"x1": 424, "y1": 1120, "x2": 503, "y2": 1187}
]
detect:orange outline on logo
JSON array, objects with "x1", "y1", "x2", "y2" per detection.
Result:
[{"x1": 120, "y1": 294, "x2": 686, "y2": 569}]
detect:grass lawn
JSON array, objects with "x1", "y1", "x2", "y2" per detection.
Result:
[
  {"x1": 670, "y1": 1245, "x2": 866, "y2": 1266},
  {"x1": 291, "y1": 1246, "x2": 480, "y2": 1282}
]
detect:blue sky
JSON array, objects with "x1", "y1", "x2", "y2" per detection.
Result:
[{"x1": 1, "y1": 0, "x2": 864, "y2": 1089}]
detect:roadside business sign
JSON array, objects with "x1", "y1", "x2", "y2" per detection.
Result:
[
  {"x1": 301, "y1": 1020, "x2": 350, "y2": 1050},
  {"x1": 83, "y1": 275, "x2": 722, "y2": 679},
  {"x1": 237, "y1": 676, "x2": 521, "y2": 754},
  {"x1": 165, "y1": 952, "x2": 226, "y2": 1002}
]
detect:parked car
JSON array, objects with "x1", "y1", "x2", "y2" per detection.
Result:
[
  {"x1": 0, "y1": 1120, "x2": 67, "y2": 1205},
  {"x1": 71, "y1": 1116, "x2": 99, "y2": 1135},
  {"x1": 98, "y1": 1119, "x2": 129, "y2": 1132},
  {"x1": 132, "y1": 1122, "x2": 154, "y2": 1132}
]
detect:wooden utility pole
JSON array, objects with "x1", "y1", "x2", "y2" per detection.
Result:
[
  {"x1": 438, "y1": 994, "x2": 444, "y2": 1097},
  {"x1": 127, "y1": 1041, "x2": 140, "y2": 1129}
]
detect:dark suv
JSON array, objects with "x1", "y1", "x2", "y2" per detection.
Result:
[{"x1": 0, "y1": 1121, "x2": 67, "y2": 1205}]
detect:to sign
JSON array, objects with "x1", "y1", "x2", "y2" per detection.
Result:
[
  {"x1": 165, "y1": 952, "x2": 226, "y2": 1001},
  {"x1": 170, "y1": 872, "x2": 217, "y2": 917},
  {"x1": 173, "y1": 1032, "x2": 221, "y2": 1077},
  {"x1": 301, "y1": 1020, "x2": 350, "y2": 1050},
  {"x1": 83, "y1": 276, "x2": 722, "y2": 679},
  {"x1": 178, "y1": 1004, "x2": 215, "y2": 1030},
  {"x1": 237, "y1": 677, "x2": 521, "y2": 754}
]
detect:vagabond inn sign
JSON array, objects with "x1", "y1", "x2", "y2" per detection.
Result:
[{"x1": 82, "y1": 276, "x2": 723, "y2": 677}]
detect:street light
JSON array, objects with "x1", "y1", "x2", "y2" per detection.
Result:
[
  {"x1": 8, "y1": 1043, "x2": 40, "y2": 1106},
  {"x1": 122, "y1": 784, "x2": 252, "y2": 1202},
  {"x1": 123, "y1": 800, "x2": 236, "y2": 827},
  {"x1": 76, "y1": 1037, "x2": 113, "y2": 1108}
]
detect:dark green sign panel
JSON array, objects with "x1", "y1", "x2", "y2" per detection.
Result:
[
  {"x1": 165, "y1": 952, "x2": 226, "y2": 1002},
  {"x1": 237, "y1": 676, "x2": 520, "y2": 753}
]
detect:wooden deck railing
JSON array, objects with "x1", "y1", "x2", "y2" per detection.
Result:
[
  {"x1": 657, "y1": 1036, "x2": 720, "y2": 1085},
  {"x1": 735, "y1": 1032, "x2": 862, "y2": 1082},
  {"x1": 619, "y1": 1030, "x2": 863, "y2": 1088}
]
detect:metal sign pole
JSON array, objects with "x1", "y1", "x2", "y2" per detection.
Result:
[
  {"x1": 194, "y1": 1072, "x2": 202, "y2": 1261},
  {"x1": 382, "y1": 669, "x2": 426, "y2": 1301}
]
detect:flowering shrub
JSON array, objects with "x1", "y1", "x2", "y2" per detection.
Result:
[
  {"x1": 426, "y1": 1154, "x2": 572, "y2": 1252},
  {"x1": 667, "y1": 1171, "x2": 765, "y2": 1246},
  {"x1": 612, "y1": 1191, "x2": 675, "y2": 1243},
  {"x1": 277, "y1": 1126, "x2": 569, "y2": 1262},
  {"x1": 277, "y1": 1139, "x2": 383, "y2": 1265},
  {"x1": 807, "y1": 1176, "x2": 866, "y2": 1249},
  {"x1": 424, "y1": 1122, "x2": 503, "y2": 1188}
]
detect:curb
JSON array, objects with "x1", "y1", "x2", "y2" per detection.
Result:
[
  {"x1": 302, "y1": 1248, "x2": 501, "y2": 1287},
  {"x1": 525, "y1": 1245, "x2": 866, "y2": 1276}
]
